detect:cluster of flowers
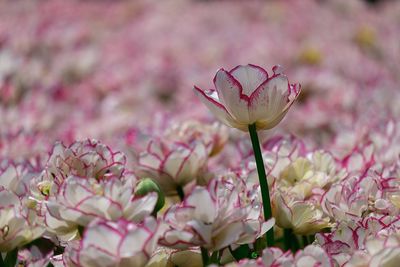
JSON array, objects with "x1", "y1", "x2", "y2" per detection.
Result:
[
  {"x1": 1, "y1": 1, "x2": 400, "y2": 267},
  {"x1": 1, "y1": 62, "x2": 399, "y2": 267}
]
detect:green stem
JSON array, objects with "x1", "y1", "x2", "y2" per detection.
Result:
[
  {"x1": 210, "y1": 251, "x2": 219, "y2": 264},
  {"x1": 284, "y1": 229, "x2": 292, "y2": 251},
  {"x1": 176, "y1": 185, "x2": 185, "y2": 201},
  {"x1": 201, "y1": 247, "x2": 209, "y2": 267},
  {"x1": 0, "y1": 253, "x2": 4, "y2": 266},
  {"x1": 248, "y1": 123, "x2": 274, "y2": 246},
  {"x1": 284, "y1": 229, "x2": 299, "y2": 252},
  {"x1": 302, "y1": 235, "x2": 309, "y2": 247},
  {"x1": 3, "y1": 248, "x2": 18, "y2": 267},
  {"x1": 229, "y1": 245, "x2": 250, "y2": 261}
]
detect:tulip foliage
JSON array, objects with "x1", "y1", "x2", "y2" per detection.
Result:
[{"x1": 1, "y1": 1, "x2": 400, "y2": 267}]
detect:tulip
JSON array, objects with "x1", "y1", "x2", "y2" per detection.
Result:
[
  {"x1": 194, "y1": 64, "x2": 300, "y2": 132},
  {"x1": 194, "y1": 64, "x2": 301, "y2": 247}
]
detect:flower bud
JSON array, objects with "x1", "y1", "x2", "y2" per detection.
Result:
[{"x1": 136, "y1": 178, "x2": 165, "y2": 213}]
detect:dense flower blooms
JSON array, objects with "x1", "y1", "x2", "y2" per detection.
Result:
[
  {"x1": 32, "y1": 139, "x2": 126, "y2": 200},
  {"x1": 159, "y1": 178, "x2": 274, "y2": 251},
  {"x1": 225, "y1": 245, "x2": 333, "y2": 267},
  {"x1": 194, "y1": 64, "x2": 301, "y2": 131},
  {"x1": 43, "y1": 174, "x2": 157, "y2": 240},
  {"x1": 1, "y1": 1, "x2": 400, "y2": 265},
  {"x1": 316, "y1": 215, "x2": 400, "y2": 266},
  {"x1": 346, "y1": 233, "x2": 400, "y2": 267},
  {"x1": 0, "y1": 163, "x2": 44, "y2": 252}
]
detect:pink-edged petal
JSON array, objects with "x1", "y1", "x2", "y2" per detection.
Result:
[
  {"x1": 82, "y1": 222, "x2": 121, "y2": 254},
  {"x1": 229, "y1": 64, "x2": 269, "y2": 96},
  {"x1": 163, "y1": 149, "x2": 189, "y2": 179},
  {"x1": 79, "y1": 246, "x2": 117, "y2": 267},
  {"x1": 187, "y1": 220, "x2": 212, "y2": 244},
  {"x1": 186, "y1": 187, "x2": 216, "y2": 223},
  {"x1": 213, "y1": 70, "x2": 250, "y2": 123},
  {"x1": 125, "y1": 193, "x2": 157, "y2": 222},
  {"x1": 249, "y1": 75, "x2": 289, "y2": 119},
  {"x1": 249, "y1": 74, "x2": 300, "y2": 130},
  {"x1": 212, "y1": 222, "x2": 244, "y2": 251},
  {"x1": 120, "y1": 227, "x2": 149, "y2": 254},
  {"x1": 193, "y1": 86, "x2": 245, "y2": 130}
]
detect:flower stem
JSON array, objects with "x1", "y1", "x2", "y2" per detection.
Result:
[
  {"x1": 248, "y1": 123, "x2": 274, "y2": 246},
  {"x1": 176, "y1": 185, "x2": 185, "y2": 201},
  {"x1": 302, "y1": 235, "x2": 309, "y2": 247},
  {"x1": 3, "y1": 248, "x2": 18, "y2": 267},
  {"x1": 201, "y1": 247, "x2": 209, "y2": 266},
  {"x1": 284, "y1": 229, "x2": 299, "y2": 252},
  {"x1": 284, "y1": 229, "x2": 292, "y2": 251}
]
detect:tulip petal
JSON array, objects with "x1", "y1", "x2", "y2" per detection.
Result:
[
  {"x1": 213, "y1": 70, "x2": 250, "y2": 123},
  {"x1": 186, "y1": 187, "x2": 216, "y2": 223},
  {"x1": 193, "y1": 86, "x2": 244, "y2": 129},
  {"x1": 249, "y1": 74, "x2": 296, "y2": 129},
  {"x1": 230, "y1": 64, "x2": 269, "y2": 96}
]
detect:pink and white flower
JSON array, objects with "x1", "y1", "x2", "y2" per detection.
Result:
[
  {"x1": 272, "y1": 190, "x2": 331, "y2": 235},
  {"x1": 160, "y1": 178, "x2": 274, "y2": 251},
  {"x1": 0, "y1": 162, "x2": 44, "y2": 252},
  {"x1": 164, "y1": 120, "x2": 229, "y2": 157},
  {"x1": 194, "y1": 64, "x2": 301, "y2": 131},
  {"x1": 137, "y1": 139, "x2": 208, "y2": 196},
  {"x1": 346, "y1": 233, "x2": 400, "y2": 267},
  {"x1": 62, "y1": 217, "x2": 164, "y2": 267},
  {"x1": 0, "y1": 188, "x2": 44, "y2": 252},
  {"x1": 226, "y1": 245, "x2": 333, "y2": 267},
  {"x1": 35, "y1": 139, "x2": 126, "y2": 199},
  {"x1": 44, "y1": 174, "x2": 157, "y2": 240}
]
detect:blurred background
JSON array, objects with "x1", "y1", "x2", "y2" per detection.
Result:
[{"x1": 0, "y1": 0, "x2": 399, "y2": 164}]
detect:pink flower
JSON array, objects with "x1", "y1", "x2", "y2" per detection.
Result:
[
  {"x1": 0, "y1": 188, "x2": 44, "y2": 252},
  {"x1": 0, "y1": 162, "x2": 44, "y2": 252},
  {"x1": 47, "y1": 139, "x2": 125, "y2": 181},
  {"x1": 164, "y1": 120, "x2": 229, "y2": 157},
  {"x1": 33, "y1": 139, "x2": 126, "y2": 199},
  {"x1": 194, "y1": 64, "x2": 301, "y2": 131},
  {"x1": 138, "y1": 139, "x2": 208, "y2": 196},
  {"x1": 62, "y1": 217, "x2": 164, "y2": 267}
]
